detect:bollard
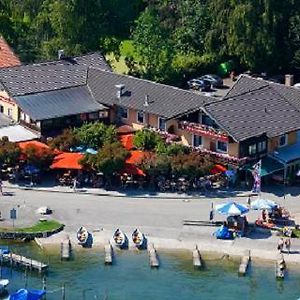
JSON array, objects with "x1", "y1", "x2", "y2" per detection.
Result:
[{"x1": 62, "y1": 283, "x2": 66, "y2": 300}]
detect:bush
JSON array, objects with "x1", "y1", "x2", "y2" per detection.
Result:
[{"x1": 48, "y1": 129, "x2": 78, "y2": 151}]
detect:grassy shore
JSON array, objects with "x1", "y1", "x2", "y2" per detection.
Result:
[{"x1": 0, "y1": 220, "x2": 63, "y2": 233}]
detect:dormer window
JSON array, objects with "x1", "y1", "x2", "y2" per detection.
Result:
[{"x1": 137, "y1": 111, "x2": 144, "y2": 123}]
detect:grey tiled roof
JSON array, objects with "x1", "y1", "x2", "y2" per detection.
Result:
[
  {"x1": 0, "y1": 52, "x2": 111, "y2": 96},
  {"x1": 87, "y1": 68, "x2": 215, "y2": 119},
  {"x1": 205, "y1": 82, "x2": 300, "y2": 141},
  {"x1": 223, "y1": 75, "x2": 268, "y2": 99},
  {"x1": 14, "y1": 86, "x2": 106, "y2": 121}
]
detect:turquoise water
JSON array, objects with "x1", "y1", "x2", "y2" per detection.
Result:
[{"x1": 1, "y1": 242, "x2": 300, "y2": 300}]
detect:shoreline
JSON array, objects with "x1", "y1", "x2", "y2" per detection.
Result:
[{"x1": 34, "y1": 230, "x2": 300, "y2": 265}]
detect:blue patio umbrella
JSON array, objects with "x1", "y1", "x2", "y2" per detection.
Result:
[
  {"x1": 9, "y1": 289, "x2": 46, "y2": 300},
  {"x1": 70, "y1": 145, "x2": 85, "y2": 153},
  {"x1": 24, "y1": 165, "x2": 40, "y2": 175},
  {"x1": 251, "y1": 199, "x2": 277, "y2": 211},
  {"x1": 85, "y1": 148, "x2": 98, "y2": 155},
  {"x1": 216, "y1": 201, "x2": 249, "y2": 216}
]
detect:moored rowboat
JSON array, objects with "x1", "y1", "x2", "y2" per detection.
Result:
[
  {"x1": 113, "y1": 229, "x2": 127, "y2": 249},
  {"x1": 77, "y1": 227, "x2": 89, "y2": 245},
  {"x1": 132, "y1": 229, "x2": 146, "y2": 249}
]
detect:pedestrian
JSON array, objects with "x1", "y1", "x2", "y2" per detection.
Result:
[
  {"x1": 247, "y1": 195, "x2": 251, "y2": 207},
  {"x1": 277, "y1": 238, "x2": 284, "y2": 253},
  {"x1": 0, "y1": 179, "x2": 3, "y2": 195},
  {"x1": 73, "y1": 177, "x2": 77, "y2": 193},
  {"x1": 285, "y1": 238, "x2": 291, "y2": 254},
  {"x1": 209, "y1": 209, "x2": 214, "y2": 222}
]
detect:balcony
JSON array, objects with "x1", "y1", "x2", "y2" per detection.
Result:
[
  {"x1": 178, "y1": 121, "x2": 228, "y2": 142},
  {"x1": 192, "y1": 146, "x2": 250, "y2": 166}
]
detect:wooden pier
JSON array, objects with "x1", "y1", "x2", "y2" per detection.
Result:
[
  {"x1": 148, "y1": 243, "x2": 159, "y2": 268},
  {"x1": 192, "y1": 245, "x2": 202, "y2": 269},
  {"x1": 104, "y1": 242, "x2": 113, "y2": 265},
  {"x1": 238, "y1": 250, "x2": 250, "y2": 276},
  {"x1": 0, "y1": 252, "x2": 48, "y2": 273},
  {"x1": 275, "y1": 253, "x2": 286, "y2": 279},
  {"x1": 61, "y1": 236, "x2": 72, "y2": 260}
]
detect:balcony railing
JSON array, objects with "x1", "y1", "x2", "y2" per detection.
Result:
[
  {"x1": 178, "y1": 121, "x2": 228, "y2": 142},
  {"x1": 147, "y1": 126, "x2": 180, "y2": 143},
  {"x1": 192, "y1": 146, "x2": 250, "y2": 166}
]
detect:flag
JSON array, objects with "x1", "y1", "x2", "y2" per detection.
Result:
[{"x1": 252, "y1": 160, "x2": 261, "y2": 193}]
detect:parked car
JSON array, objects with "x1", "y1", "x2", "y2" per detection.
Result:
[
  {"x1": 187, "y1": 79, "x2": 211, "y2": 91},
  {"x1": 199, "y1": 74, "x2": 223, "y2": 88}
]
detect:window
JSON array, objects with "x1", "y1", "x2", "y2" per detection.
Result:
[
  {"x1": 193, "y1": 134, "x2": 202, "y2": 147},
  {"x1": 137, "y1": 111, "x2": 144, "y2": 123},
  {"x1": 7, "y1": 108, "x2": 13, "y2": 117},
  {"x1": 88, "y1": 112, "x2": 99, "y2": 120},
  {"x1": 118, "y1": 106, "x2": 128, "y2": 119},
  {"x1": 158, "y1": 117, "x2": 166, "y2": 131},
  {"x1": 217, "y1": 140, "x2": 228, "y2": 153},
  {"x1": 248, "y1": 144, "x2": 257, "y2": 155},
  {"x1": 258, "y1": 141, "x2": 267, "y2": 153},
  {"x1": 0, "y1": 105, "x2": 3, "y2": 113},
  {"x1": 279, "y1": 134, "x2": 287, "y2": 147}
]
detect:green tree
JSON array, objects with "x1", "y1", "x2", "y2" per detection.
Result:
[
  {"x1": 131, "y1": 7, "x2": 174, "y2": 82},
  {"x1": 0, "y1": 137, "x2": 20, "y2": 166},
  {"x1": 82, "y1": 142, "x2": 129, "y2": 185},
  {"x1": 133, "y1": 129, "x2": 162, "y2": 151},
  {"x1": 48, "y1": 128, "x2": 78, "y2": 151},
  {"x1": 74, "y1": 122, "x2": 117, "y2": 149},
  {"x1": 24, "y1": 146, "x2": 54, "y2": 170}
]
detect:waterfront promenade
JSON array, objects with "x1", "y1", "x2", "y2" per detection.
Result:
[{"x1": 1, "y1": 183, "x2": 300, "y2": 263}]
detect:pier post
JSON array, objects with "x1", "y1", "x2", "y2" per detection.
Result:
[
  {"x1": 61, "y1": 283, "x2": 66, "y2": 300},
  {"x1": 104, "y1": 242, "x2": 113, "y2": 265},
  {"x1": 24, "y1": 268, "x2": 28, "y2": 289},
  {"x1": 42, "y1": 276, "x2": 47, "y2": 299}
]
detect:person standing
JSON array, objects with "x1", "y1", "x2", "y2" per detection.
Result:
[
  {"x1": 247, "y1": 195, "x2": 251, "y2": 207},
  {"x1": 285, "y1": 238, "x2": 291, "y2": 254},
  {"x1": 73, "y1": 177, "x2": 77, "y2": 193},
  {"x1": 277, "y1": 238, "x2": 284, "y2": 253}
]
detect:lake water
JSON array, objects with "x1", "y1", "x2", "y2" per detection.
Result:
[{"x1": 2, "y1": 242, "x2": 300, "y2": 300}]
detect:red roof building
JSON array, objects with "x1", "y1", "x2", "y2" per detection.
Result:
[{"x1": 0, "y1": 37, "x2": 21, "y2": 68}]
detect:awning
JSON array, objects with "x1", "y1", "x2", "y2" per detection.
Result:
[
  {"x1": 119, "y1": 134, "x2": 134, "y2": 150},
  {"x1": 50, "y1": 152, "x2": 84, "y2": 170},
  {"x1": 210, "y1": 164, "x2": 227, "y2": 174},
  {"x1": 245, "y1": 156, "x2": 284, "y2": 177}
]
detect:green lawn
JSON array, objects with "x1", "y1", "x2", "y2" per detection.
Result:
[
  {"x1": 0, "y1": 220, "x2": 63, "y2": 233},
  {"x1": 292, "y1": 228, "x2": 300, "y2": 238}
]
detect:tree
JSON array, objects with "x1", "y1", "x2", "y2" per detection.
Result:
[
  {"x1": 82, "y1": 142, "x2": 129, "y2": 185},
  {"x1": 133, "y1": 129, "x2": 162, "y2": 151},
  {"x1": 48, "y1": 128, "x2": 78, "y2": 151},
  {"x1": 24, "y1": 146, "x2": 55, "y2": 170},
  {"x1": 0, "y1": 137, "x2": 20, "y2": 166},
  {"x1": 131, "y1": 7, "x2": 174, "y2": 82},
  {"x1": 170, "y1": 152, "x2": 211, "y2": 179},
  {"x1": 74, "y1": 122, "x2": 117, "y2": 149}
]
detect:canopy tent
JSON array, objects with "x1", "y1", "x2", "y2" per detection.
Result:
[
  {"x1": 18, "y1": 141, "x2": 50, "y2": 153},
  {"x1": 216, "y1": 201, "x2": 249, "y2": 216},
  {"x1": 210, "y1": 164, "x2": 227, "y2": 175},
  {"x1": 251, "y1": 198, "x2": 277, "y2": 211},
  {"x1": 120, "y1": 150, "x2": 147, "y2": 176},
  {"x1": 119, "y1": 134, "x2": 134, "y2": 150},
  {"x1": 244, "y1": 156, "x2": 284, "y2": 177},
  {"x1": 50, "y1": 152, "x2": 84, "y2": 170},
  {"x1": 9, "y1": 289, "x2": 46, "y2": 300}
]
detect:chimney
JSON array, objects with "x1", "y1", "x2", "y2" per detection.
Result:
[
  {"x1": 144, "y1": 95, "x2": 149, "y2": 106},
  {"x1": 115, "y1": 84, "x2": 125, "y2": 99},
  {"x1": 285, "y1": 74, "x2": 294, "y2": 87},
  {"x1": 58, "y1": 49, "x2": 65, "y2": 60}
]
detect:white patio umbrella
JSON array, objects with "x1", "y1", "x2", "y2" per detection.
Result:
[{"x1": 251, "y1": 199, "x2": 277, "y2": 211}]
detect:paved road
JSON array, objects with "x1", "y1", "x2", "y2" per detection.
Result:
[{"x1": 0, "y1": 187, "x2": 299, "y2": 234}]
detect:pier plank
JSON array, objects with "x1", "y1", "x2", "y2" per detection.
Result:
[
  {"x1": 192, "y1": 245, "x2": 202, "y2": 268},
  {"x1": 104, "y1": 243, "x2": 113, "y2": 265},
  {"x1": 148, "y1": 244, "x2": 159, "y2": 268}
]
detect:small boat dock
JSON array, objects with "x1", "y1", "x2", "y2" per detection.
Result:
[
  {"x1": 192, "y1": 245, "x2": 202, "y2": 269},
  {"x1": 275, "y1": 253, "x2": 286, "y2": 279},
  {"x1": 238, "y1": 250, "x2": 251, "y2": 276},
  {"x1": 61, "y1": 236, "x2": 72, "y2": 260},
  {"x1": 0, "y1": 252, "x2": 48, "y2": 273},
  {"x1": 148, "y1": 244, "x2": 159, "y2": 268},
  {"x1": 104, "y1": 242, "x2": 113, "y2": 265}
]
